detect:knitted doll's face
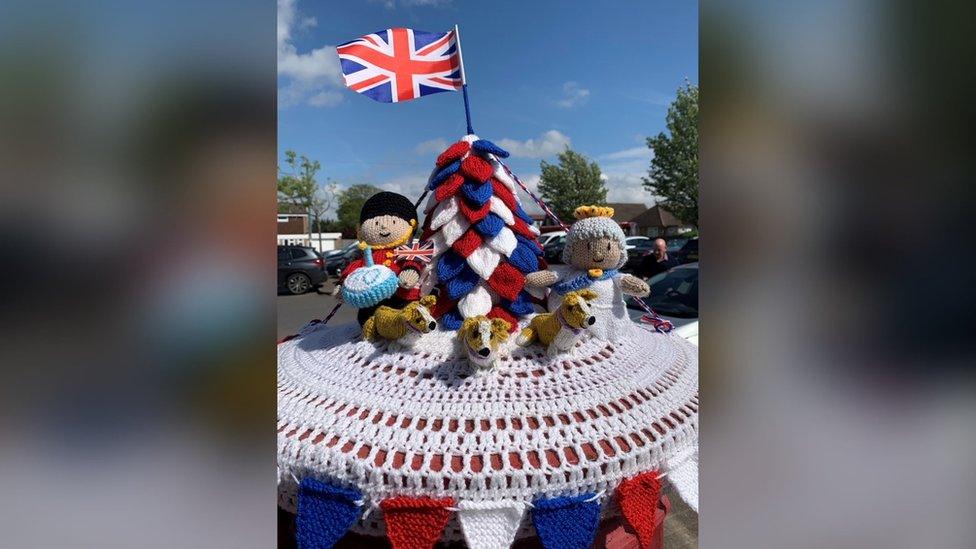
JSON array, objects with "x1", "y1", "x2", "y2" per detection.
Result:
[
  {"x1": 359, "y1": 215, "x2": 413, "y2": 246},
  {"x1": 568, "y1": 236, "x2": 622, "y2": 270}
]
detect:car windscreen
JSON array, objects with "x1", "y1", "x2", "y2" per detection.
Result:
[{"x1": 628, "y1": 267, "x2": 698, "y2": 318}]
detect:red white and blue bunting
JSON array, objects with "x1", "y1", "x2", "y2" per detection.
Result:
[
  {"x1": 457, "y1": 500, "x2": 526, "y2": 549},
  {"x1": 294, "y1": 470, "x2": 665, "y2": 549}
]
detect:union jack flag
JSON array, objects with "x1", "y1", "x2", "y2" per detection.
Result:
[
  {"x1": 336, "y1": 28, "x2": 464, "y2": 104},
  {"x1": 394, "y1": 240, "x2": 436, "y2": 263}
]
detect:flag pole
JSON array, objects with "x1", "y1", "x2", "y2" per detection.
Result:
[{"x1": 453, "y1": 24, "x2": 474, "y2": 135}]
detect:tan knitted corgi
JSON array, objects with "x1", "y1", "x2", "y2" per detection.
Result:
[
  {"x1": 517, "y1": 289, "x2": 598, "y2": 356},
  {"x1": 362, "y1": 295, "x2": 437, "y2": 344}
]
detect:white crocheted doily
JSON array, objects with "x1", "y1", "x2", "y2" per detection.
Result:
[{"x1": 278, "y1": 320, "x2": 698, "y2": 540}]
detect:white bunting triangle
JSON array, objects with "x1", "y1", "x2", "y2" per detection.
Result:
[{"x1": 457, "y1": 500, "x2": 526, "y2": 549}]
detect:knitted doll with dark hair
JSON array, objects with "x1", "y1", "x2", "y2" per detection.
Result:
[{"x1": 335, "y1": 191, "x2": 427, "y2": 325}]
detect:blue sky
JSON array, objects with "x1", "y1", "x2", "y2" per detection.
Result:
[{"x1": 278, "y1": 0, "x2": 698, "y2": 217}]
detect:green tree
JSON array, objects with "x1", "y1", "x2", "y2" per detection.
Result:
[
  {"x1": 336, "y1": 184, "x2": 383, "y2": 233},
  {"x1": 538, "y1": 148, "x2": 608, "y2": 223},
  {"x1": 643, "y1": 81, "x2": 698, "y2": 227},
  {"x1": 278, "y1": 150, "x2": 321, "y2": 242}
]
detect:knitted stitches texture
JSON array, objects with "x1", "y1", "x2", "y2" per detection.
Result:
[
  {"x1": 341, "y1": 249, "x2": 399, "y2": 309},
  {"x1": 617, "y1": 471, "x2": 662, "y2": 549},
  {"x1": 457, "y1": 500, "x2": 526, "y2": 549},
  {"x1": 278, "y1": 321, "x2": 698, "y2": 541},
  {"x1": 380, "y1": 496, "x2": 454, "y2": 549},
  {"x1": 422, "y1": 136, "x2": 546, "y2": 329},
  {"x1": 561, "y1": 214, "x2": 628, "y2": 269},
  {"x1": 530, "y1": 493, "x2": 602, "y2": 549},
  {"x1": 296, "y1": 478, "x2": 363, "y2": 549}
]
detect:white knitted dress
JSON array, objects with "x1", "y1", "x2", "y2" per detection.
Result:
[
  {"x1": 545, "y1": 265, "x2": 635, "y2": 343},
  {"x1": 277, "y1": 319, "x2": 699, "y2": 542}
]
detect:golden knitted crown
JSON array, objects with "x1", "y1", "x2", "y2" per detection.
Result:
[{"x1": 573, "y1": 205, "x2": 615, "y2": 220}]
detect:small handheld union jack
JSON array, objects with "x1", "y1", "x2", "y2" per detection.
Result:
[
  {"x1": 336, "y1": 25, "x2": 475, "y2": 134},
  {"x1": 394, "y1": 240, "x2": 435, "y2": 264}
]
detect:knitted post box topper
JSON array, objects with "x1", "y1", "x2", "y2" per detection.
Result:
[
  {"x1": 338, "y1": 191, "x2": 428, "y2": 325},
  {"x1": 526, "y1": 206, "x2": 651, "y2": 342}
]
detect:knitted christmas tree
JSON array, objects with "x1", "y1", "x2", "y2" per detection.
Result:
[{"x1": 419, "y1": 135, "x2": 547, "y2": 330}]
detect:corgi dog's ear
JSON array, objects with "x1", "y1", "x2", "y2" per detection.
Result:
[
  {"x1": 420, "y1": 294, "x2": 437, "y2": 308},
  {"x1": 490, "y1": 318, "x2": 511, "y2": 341},
  {"x1": 458, "y1": 317, "x2": 477, "y2": 339}
]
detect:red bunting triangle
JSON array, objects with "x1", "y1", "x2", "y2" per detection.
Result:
[
  {"x1": 452, "y1": 227, "x2": 484, "y2": 257},
  {"x1": 381, "y1": 496, "x2": 454, "y2": 549},
  {"x1": 617, "y1": 471, "x2": 662, "y2": 549}
]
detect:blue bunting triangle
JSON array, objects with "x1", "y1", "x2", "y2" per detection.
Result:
[
  {"x1": 296, "y1": 478, "x2": 363, "y2": 549},
  {"x1": 531, "y1": 493, "x2": 602, "y2": 549}
]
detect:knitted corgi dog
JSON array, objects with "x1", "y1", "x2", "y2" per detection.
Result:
[
  {"x1": 517, "y1": 289, "x2": 598, "y2": 356},
  {"x1": 362, "y1": 295, "x2": 437, "y2": 345},
  {"x1": 457, "y1": 316, "x2": 511, "y2": 369}
]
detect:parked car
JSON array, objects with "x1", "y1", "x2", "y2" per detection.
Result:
[
  {"x1": 537, "y1": 231, "x2": 566, "y2": 248},
  {"x1": 622, "y1": 238, "x2": 657, "y2": 271},
  {"x1": 325, "y1": 244, "x2": 361, "y2": 277},
  {"x1": 278, "y1": 245, "x2": 327, "y2": 295},
  {"x1": 542, "y1": 234, "x2": 567, "y2": 264},
  {"x1": 624, "y1": 236, "x2": 650, "y2": 250},
  {"x1": 673, "y1": 237, "x2": 698, "y2": 264},
  {"x1": 322, "y1": 242, "x2": 355, "y2": 259},
  {"x1": 666, "y1": 237, "x2": 689, "y2": 254},
  {"x1": 627, "y1": 262, "x2": 699, "y2": 345}
]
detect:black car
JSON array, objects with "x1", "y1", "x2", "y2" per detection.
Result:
[
  {"x1": 674, "y1": 237, "x2": 698, "y2": 264},
  {"x1": 622, "y1": 238, "x2": 657, "y2": 272},
  {"x1": 278, "y1": 245, "x2": 327, "y2": 294},
  {"x1": 324, "y1": 243, "x2": 360, "y2": 277},
  {"x1": 542, "y1": 234, "x2": 566, "y2": 264},
  {"x1": 627, "y1": 262, "x2": 699, "y2": 324}
]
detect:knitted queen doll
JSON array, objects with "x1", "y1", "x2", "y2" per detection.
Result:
[{"x1": 527, "y1": 206, "x2": 650, "y2": 342}]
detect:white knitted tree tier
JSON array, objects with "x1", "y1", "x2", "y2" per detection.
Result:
[{"x1": 277, "y1": 319, "x2": 698, "y2": 540}]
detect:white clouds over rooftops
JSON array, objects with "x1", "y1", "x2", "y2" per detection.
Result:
[
  {"x1": 497, "y1": 130, "x2": 571, "y2": 159},
  {"x1": 556, "y1": 81, "x2": 590, "y2": 108},
  {"x1": 278, "y1": 0, "x2": 344, "y2": 108}
]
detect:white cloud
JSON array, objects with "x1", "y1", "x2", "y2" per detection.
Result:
[
  {"x1": 497, "y1": 130, "x2": 571, "y2": 159},
  {"x1": 600, "y1": 146, "x2": 651, "y2": 162},
  {"x1": 308, "y1": 90, "x2": 343, "y2": 107},
  {"x1": 415, "y1": 138, "x2": 449, "y2": 155},
  {"x1": 556, "y1": 81, "x2": 590, "y2": 108},
  {"x1": 278, "y1": 0, "x2": 344, "y2": 108}
]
